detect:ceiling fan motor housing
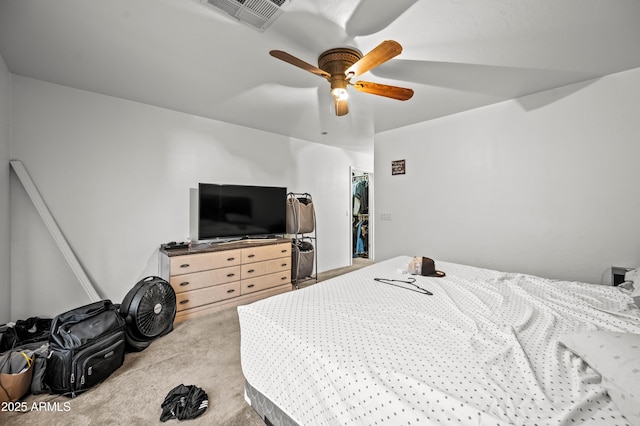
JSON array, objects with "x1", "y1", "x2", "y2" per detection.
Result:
[
  {"x1": 318, "y1": 47, "x2": 362, "y2": 115},
  {"x1": 318, "y1": 47, "x2": 362, "y2": 81}
]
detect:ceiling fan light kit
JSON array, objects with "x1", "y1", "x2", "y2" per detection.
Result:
[{"x1": 270, "y1": 40, "x2": 414, "y2": 116}]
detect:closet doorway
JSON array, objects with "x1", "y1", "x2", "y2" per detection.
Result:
[{"x1": 350, "y1": 167, "x2": 374, "y2": 266}]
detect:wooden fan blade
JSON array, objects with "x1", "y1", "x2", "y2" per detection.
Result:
[
  {"x1": 345, "y1": 40, "x2": 402, "y2": 79},
  {"x1": 269, "y1": 50, "x2": 331, "y2": 79},
  {"x1": 352, "y1": 81, "x2": 414, "y2": 101}
]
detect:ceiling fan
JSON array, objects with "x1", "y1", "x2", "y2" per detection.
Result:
[{"x1": 269, "y1": 40, "x2": 414, "y2": 116}]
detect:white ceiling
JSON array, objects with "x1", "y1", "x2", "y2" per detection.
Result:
[{"x1": 1, "y1": 0, "x2": 639, "y2": 153}]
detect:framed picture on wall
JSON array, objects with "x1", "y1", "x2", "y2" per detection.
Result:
[{"x1": 392, "y1": 159, "x2": 406, "y2": 175}]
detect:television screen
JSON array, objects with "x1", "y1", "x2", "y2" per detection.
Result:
[{"x1": 198, "y1": 183, "x2": 287, "y2": 240}]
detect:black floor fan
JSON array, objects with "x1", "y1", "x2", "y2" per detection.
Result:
[{"x1": 120, "y1": 276, "x2": 177, "y2": 351}]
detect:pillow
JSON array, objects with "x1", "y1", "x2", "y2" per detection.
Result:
[
  {"x1": 560, "y1": 331, "x2": 640, "y2": 425},
  {"x1": 621, "y1": 268, "x2": 640, "y2": 308},
  {"x1": 624, "y1": 268, "x2": 640, "y2": 292},
  {"x1": 625, "y1": 267, "x2": 640, "y2": 282}
]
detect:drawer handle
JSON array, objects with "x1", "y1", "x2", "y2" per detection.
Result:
[
  {"x1": 281, "y1": 263, "x2": 287, "y2": 267},
  {"x1": 179, "y1": 281, "x2": 190, "y2": 287},
  {"x1": 227, "y1": 273, "x2": 235, "y2": 278},
  {"x1": 180, "y1": 263, "x2": 190, "y2": 268},
  {"x1": 227, "y1": 257, "x2": 235, "y2": 261},
  {"x1": 247, "y1": 269, "x2": 255, "y2": 273},
  {"x1": 227, "y1": 289, "x2": 235, "y2": 294},
  {"x1": 179, "y1": 299, "x2": 189, "y2": 305},
  {"x1": 247, "y1": 284, "x2": 255, "y2": 288},
  {"x1": 281, "y1": 276, "x2": 288, "y2": 280},
  {"x1": 247, "y1": 254, "x2": 255, "y2": 258},
  {"x1": 281, "y1": 249, "x2": 287, "y2": 253}
]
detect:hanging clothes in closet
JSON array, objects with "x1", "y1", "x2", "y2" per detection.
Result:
[
  {"x1": 353, "y1": 216, "x2": 368, "y2": 257},
  {"x1": 352, "y1": 174, "x2": 369, "y2": 258},
  {"x1": 352, "y1": 177, "x2": 369, "y2": 215}
]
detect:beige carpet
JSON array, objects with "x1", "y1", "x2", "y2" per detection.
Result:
[{"x1": 1, "y1": 259, "x2": 371, "y2": 426}]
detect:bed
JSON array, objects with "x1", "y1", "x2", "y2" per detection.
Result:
[{"x1": 237, "y1": 256, "x2": 640, "y2": 425}]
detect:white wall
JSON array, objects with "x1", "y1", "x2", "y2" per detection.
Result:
[
  {"x1": 375, "y1": 68, "x2": 640, "y2": 284},
  {"x1": 10, "y1": 76, "x2": 372, "y2": 319},
  {"x1": 0, "y1": 54, "x2": 11, "y2": 323}
]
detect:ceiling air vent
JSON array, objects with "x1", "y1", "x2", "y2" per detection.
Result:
[{"x1": 202, "y1": 0, "x2": 292, "y2": 32}]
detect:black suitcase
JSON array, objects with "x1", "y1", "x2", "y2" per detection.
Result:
[{"x1": 45, "y1": 300, "x2": 126, "y2": 397}]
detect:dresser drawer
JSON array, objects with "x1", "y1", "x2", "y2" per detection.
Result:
[
  {"x1": 241, "y1": 257, "x2": 290, "y2": 279},
  {"x1": 175, "y1": 281, "x2": 241, "y2": 311},
  {"x1": 169, "y1": 265, "x2": 241, "y2": 294},
  {"x1": 169, "y1": 249, "x2": 241, "y2": 275},
  {"x1": 241, "y1": 270, "x2": 291, "y2": 295},
  {"x1": 242, "y1": 243, "x2": 290, "y2": 264}
]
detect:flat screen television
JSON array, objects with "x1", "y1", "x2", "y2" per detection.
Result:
[{"x1": 198, "y1": 183, "x2": 287, "y2": 240}]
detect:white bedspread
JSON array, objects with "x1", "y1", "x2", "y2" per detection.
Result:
[{"x1": 238, "y1": 256, "x2": 640, "y2": 425}]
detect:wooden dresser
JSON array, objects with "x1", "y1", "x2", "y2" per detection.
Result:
[{"x1": 159, "y1": 238, "x2": 292, "y2": 323}]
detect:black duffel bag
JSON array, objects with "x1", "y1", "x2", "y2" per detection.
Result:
[
  {"x1": 45, "y1": 300, "x2": 126, "y2": 397},
  {"x1": 0, "y1": 317, "x2": 51, "y2": 353}
]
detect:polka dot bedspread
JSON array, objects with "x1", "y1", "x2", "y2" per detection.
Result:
[{"x1": 237, "y1": 256, "x2": 640, "y2": 425}]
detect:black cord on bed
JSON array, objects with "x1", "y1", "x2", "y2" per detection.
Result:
[{"x1": 373, "y1": 278, "x2": 433, "y2": 295}]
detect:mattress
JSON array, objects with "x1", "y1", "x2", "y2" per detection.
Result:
[{"x1": 238, "y1": 256, "x2": 640, "y2": 425}]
